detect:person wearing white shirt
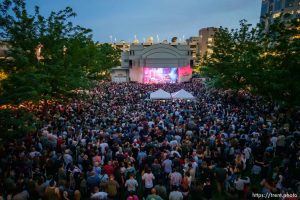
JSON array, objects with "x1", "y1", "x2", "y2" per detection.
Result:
[
  {"x1": 243, "y1": 146, "x2": 252, "y2": 161},
  {"x1": 169, "y1": 170, "x2": 182, "y2": 187},
  {"x1": 234, "y1": 175, "x2": 250, "y2": 198},
  {"x1": 99, "y1": 142, "x2": 108, "y2": 154},
  {"x1": 142, "y1": 169, "x2": 155, "y2": 198}
]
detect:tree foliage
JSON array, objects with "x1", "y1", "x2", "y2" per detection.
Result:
[
  {"x1": 0, "y1": 0, "x2": 120, "y2": 138},
  {"x1": 202, "y1": 18, "x2": 300, "y2": 106},
  {"x1": 0, "y1": 0, "x2": 92, "y2": 104},
  {"x1": 0, "y1": 0, "x2": 120, "y2": 105},
  {"x1": 0, "y1": 108, "x2": 38, "y2": 139},
  {"x1": 87, "y1": 43, "x2": 121, "y2": 79}
]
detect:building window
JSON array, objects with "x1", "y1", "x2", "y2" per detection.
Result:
[
  {"x1": 274, "y1": 0, "x2": 282, "y2": 12},
  {"x1": 190, "y1": 60, "x2": 194, "y2": 67},
  {"x1": 285, "y1": 0, "x2": 295, "y2": 7},
  {"x1": 273, "y1": 12, "x2": 281, "y2": 18},
  {"x1": 207, "y1": 49, "x2": 213, "y2": 55},
  {"x1": 261, "y1": 2, "x2": 269, "y2": 16}
]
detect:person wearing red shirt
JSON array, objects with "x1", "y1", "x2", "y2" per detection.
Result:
[{"x1": 103, "y1": 161, "x2": 115, "y2": 176}]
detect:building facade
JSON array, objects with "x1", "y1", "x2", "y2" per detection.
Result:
[
  {"x1": 111, "y1": 41, "x2": 130, "y2": 52},
  {"x1": 198, "y1": 27, "x2": 218, "y2": 60},
  {"x1": 186, "y1": 36, "x2": 200, "y2": 65},
  {"x1": 186, "y1": 36, "x2": 200, "y2": 59},
  {"x1": 111, "y1": 42, "x2": 193, "y2": 83},
  {"x1": 260, "y1": 0, "x2": 300, "y2": 27}
]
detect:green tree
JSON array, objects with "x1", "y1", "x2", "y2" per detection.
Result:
[
  {"x1": 260, "y1": 17, "x2": 300, "y2": 106},
  {"x1": 0, "y1": 0, "x2": 122, "y2": 138},
  {"x1": 203, "y1": 20, "x2": 263, "y2": 92},
  {"x1": 0, "y1": 108, "x2": 39, "y2": 139},
  {"x1": 0, "y1": 0, "x2": 98, "y2": 104},
  {"x1": 87, "y1": 43, "x2": 121, "y2": 79},
  {"x1": 202, "y1": 18, "x2": 300, "y2": 107}
]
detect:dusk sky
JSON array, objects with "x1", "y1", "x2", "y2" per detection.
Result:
[{"x1": 26, "y1": 0, "x2": 262, "y2": 43}]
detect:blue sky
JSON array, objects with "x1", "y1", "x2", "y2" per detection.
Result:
[{"x1": 26, "y1": 0, "x2": 262, "y2": 43}]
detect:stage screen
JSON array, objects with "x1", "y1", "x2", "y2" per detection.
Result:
[
  {"x1": 178, "y1": 65, "x2": 192, "y2": 77},
  {"x1": 144, "y1": 67, "x2": 178, "y2": 84}
]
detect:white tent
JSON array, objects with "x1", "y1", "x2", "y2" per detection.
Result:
[
  {"x1": 171, "y1": 89, "x2": 195, "y2": 99},
  {"x1": 150, "y1": 89, "x2": 172, "y2": 100}
]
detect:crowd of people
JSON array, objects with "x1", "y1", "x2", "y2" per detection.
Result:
[{"x1": 0, "y1": 81, "x2": 299, "y2": 200}]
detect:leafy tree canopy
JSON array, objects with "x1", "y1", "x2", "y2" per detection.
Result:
[
  {"x1": 0, "y1": 0, "x2": 120, "y2": 105},
  {"x1": 0, "y1": 0, "x2": 121, "y2": 138},
  {"x1": 202, "y1": 18, "x2": 300, "y2": 107}
]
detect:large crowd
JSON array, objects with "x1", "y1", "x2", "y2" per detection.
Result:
[{"x1": 0, "y1": 81, "x2": 299, "y2": 200}]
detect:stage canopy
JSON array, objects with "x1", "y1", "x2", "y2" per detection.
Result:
[
  {"x1": 150, "y1": 89, "x2": 172, "y2": 99},
  {"x1": 171, "y1": 89, "x2": 195, "y2": 99}
]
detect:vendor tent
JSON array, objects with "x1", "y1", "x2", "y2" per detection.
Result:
[
  {"x1": 171, "y1": 89, "x2": 195, "y2": 99},
  {"x1": 150, "y1": 89, "x2": 172, "y2": 99}
]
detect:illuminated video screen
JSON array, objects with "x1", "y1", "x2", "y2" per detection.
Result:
[{"x1": 144, "y1": 67, "x2": 178, "y2": 84}]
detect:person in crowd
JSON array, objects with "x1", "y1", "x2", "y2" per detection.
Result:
[
  {"x1": 90, "y1": 186, "x2": 108, "y2": 200},
  {"x1": 142, "y1": 168, "x2": 155, "y2": 198},
  {"x1": 154, "y1": 180, "x2": 168, "y2": 200},
  {"x1": 202, "y1": 178, "x2": 212, "y2": 200},
  {"x1": 126, "y1": 191, "x2": 139, "y2": 200},
  {"x1": 124, "y1": 174, "x2": 138, "y2": 197},
  {"x1": 162, "y1": 156, "x2": 173, "y2": 182},
  {"x1": 87, "y1": 171, "x2": 101, "y2": 192},
  {"x1": 151, "y1": 159, "x2": 162, "y2": 183},
  {"x1": 74, "y1": 190, "x2": 81, "y2": 200},
  {"x1": 0, "y1": 81, "x2": 299, "y2": 200},
  {"x1": 169, "y1": 186, "x2": 183, "y2": 200},
  {"x1": 169, "y1": 168, "x2": 182, "y2": 188},
  {"x1": 146, "y1": 188, "x2": 163, "y2": 200},
  {"x1": 105, "y1": 175, "x2": 119, "y2": 200},
  {"x1": 181, "y1": 172, "x2": 191, "y2": 200},
  {"x1": 234, "y1": 174, "x2": 250, "y2": 199},
  {"x1": 44, "y1": 180, "x2": 60, "y2": 200}
]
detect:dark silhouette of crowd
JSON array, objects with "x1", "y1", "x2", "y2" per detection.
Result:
[{"x1": 0, "y1": 81, "x2": 299, "y2": 200}]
